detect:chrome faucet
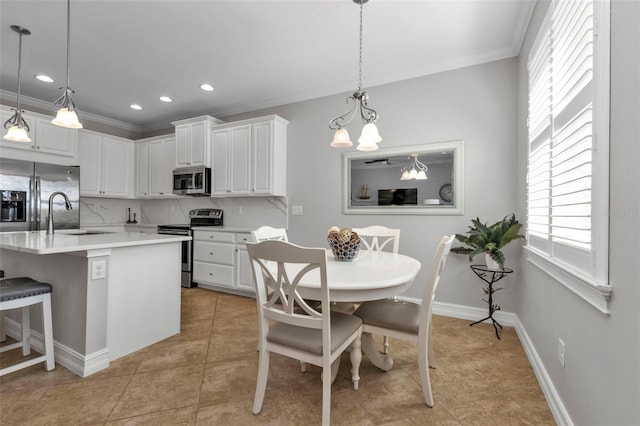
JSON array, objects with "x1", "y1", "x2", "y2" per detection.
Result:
[{"x1": 46, "y1": 192, "x2": 72, "y2": 235}]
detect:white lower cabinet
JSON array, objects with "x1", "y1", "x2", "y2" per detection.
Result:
[{"x1": 192, "y1": 230, "x2": 254, "y2": 296}]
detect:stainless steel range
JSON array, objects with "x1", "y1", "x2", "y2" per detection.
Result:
[{"x1": 157, "y1": 208, "x2": 223, "y2": 288}]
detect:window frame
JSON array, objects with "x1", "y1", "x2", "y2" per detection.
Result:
[{"x1": 525, "y1": 0, "x2": 611, "y2": 313}]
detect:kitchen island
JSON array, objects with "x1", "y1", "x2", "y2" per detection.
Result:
[{"x1": 0, "y1": 230, "x2": 191, "y2": 377}]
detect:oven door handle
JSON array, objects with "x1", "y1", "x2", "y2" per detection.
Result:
[{"x1": 157, "y1": 230, "x2": 191, "y2": 236}]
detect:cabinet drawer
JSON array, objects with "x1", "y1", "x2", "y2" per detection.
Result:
[
  {"x1": 193, "y1": 262, "x2": 234, "y2": 287},
  {"x1": 194, "y1": 230, "x2": 235, "y2": 243},
  {"x1": 193, "y1": 241, "x2": 235, "y2": 265},
  {"x1": 236, "y1": 233, "x2": 252, "y2": 245}
]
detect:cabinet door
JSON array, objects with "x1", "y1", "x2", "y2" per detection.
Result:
[
  {"x1": 135, "y1": 142, "x2": 149, "y2": 197},
  {"x1": 189, "y1": 121, "x2": 206, "y2": 166},
  {"x1": 212, "y1": 129, "x2": 230, "y2": 195},
  {"x1": 236, "y1": 248, "x2": 254, "y2": 293},
  {"x1": 163, "y1": 138, "x2": 176, "y2": 196},
  {"x1": 148, "y1": 140, "x2": 166, "y2": 196},
  {"x1": 78, "y1": 131, "x2": 103, "y2": 196},
  {"x1": 34, "y1": 119, "x2": 76, "y2": 157},
  {"x1": 230, "y1": 125, "x2": 251, "y2": 194},
  {"x1": 102, "y1": 137, "x2": 132, "y2": 197},
  {"x1": 175, "y1": 125, "x2": 190, "y2": 167},
  {"x1": 251, "y1": 120, "x2": 273, "y2": 194}
]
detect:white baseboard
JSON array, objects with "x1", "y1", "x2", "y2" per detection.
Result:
[
  {"x1": 3, "y1": 317, "x2": 111, "y2": 377},
  {"x1": 396, "y1": 296, "x2": 571, "y2": 425}
]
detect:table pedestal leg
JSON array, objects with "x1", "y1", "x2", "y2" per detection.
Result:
[{"x1": 361, "y1": 332, "x2": 394, "y2": 371}]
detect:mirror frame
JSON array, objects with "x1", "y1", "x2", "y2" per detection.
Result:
[{"x1": 343, "y1": 140, "x2": 464, "y2": 215}]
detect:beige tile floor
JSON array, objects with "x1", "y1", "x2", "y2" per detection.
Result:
[{"x1": 0, "y1": 288, "x2": 555, "y2": 425}]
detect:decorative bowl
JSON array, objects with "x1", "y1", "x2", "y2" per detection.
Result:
[{"x1": 327, "y1": 231, "x2": 361, "y2": 261}]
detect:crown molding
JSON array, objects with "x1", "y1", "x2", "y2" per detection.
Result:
[{"x1": 0, "y1": 89, "x2": 144, "y2": 134}]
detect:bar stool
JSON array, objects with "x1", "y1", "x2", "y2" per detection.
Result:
[{"x1": 0, "y1": 277, "x2": 55, "y2": 376}]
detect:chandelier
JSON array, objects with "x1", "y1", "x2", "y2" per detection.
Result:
[
  {"x1": 400, "y1": 154, "x2": 428, "y2": 180},
  {"x1": 52, "y1": 0, "x2": 83, "y2": 129},
  {"x1": 329, "y1": 0, "x2": 381, "y2": 152},
  {"x1": 3, "y1": 25, "x2": 32, "y2": 142}
]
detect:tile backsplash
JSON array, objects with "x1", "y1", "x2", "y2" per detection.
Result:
[{"x1": 81, "y1": 196, "x2": 288, "y2": 229}]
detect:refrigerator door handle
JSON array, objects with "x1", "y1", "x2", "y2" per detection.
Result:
[{"x1": 34, "y1": 176, "x2": 41, "y2": 231}]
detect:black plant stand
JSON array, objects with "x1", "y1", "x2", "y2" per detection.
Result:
[{"x1": 469, "y1": 265, "x2": 513, "y2": 339}]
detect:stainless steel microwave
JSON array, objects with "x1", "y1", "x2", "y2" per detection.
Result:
[{"x1": 172, "y1": 166, "x2": 211, "y2": 196}]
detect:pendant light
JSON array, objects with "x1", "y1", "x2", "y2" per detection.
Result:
[
  {"x1": 3, "y1": 25, "x2": 32, "y2": 143},
  {"x1": 400, "y1": 154, "x2": 428, "y2": 180},
  {"x1": 329, "y1": 0, "x2": 381, "y2": 151},
  {"x1": 52, "y1": 0, "x2": 83, "y2": 129}
]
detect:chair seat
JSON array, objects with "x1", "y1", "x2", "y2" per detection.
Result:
[
  {"x1": 354, "y1": 299, "x2": 420, "y2": 334},
  {"x1": 0, "y1": 277, "x2": 52, "y2": 301},
  {"x1": 267, "y1": 312, "x2": 362, "y2": 354}
]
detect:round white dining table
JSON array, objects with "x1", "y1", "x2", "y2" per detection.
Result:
[{"x1": 295, "y1": 249, "x2": 422, "y2": 302}]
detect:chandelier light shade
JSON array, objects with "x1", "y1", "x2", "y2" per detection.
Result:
[
  {"x1": 400, "y1": 154, "x2": 428, "y2": 180},
  {"x1": 3, "y1": 25, "x2": 32, "y2": 143},
  {"x1": 52, "y1": 0, "x2": 82, "y2": 129},
  {"x1": 329, "y1": 0, "x2": 381, "y2": 151}
]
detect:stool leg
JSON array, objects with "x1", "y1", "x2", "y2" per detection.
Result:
[
  {"x1": 21, "y1": 306, "x2": 31, "y2": 356},
  {"x1": 42, "y1": 293, "x2": 55, "y2": 371}
]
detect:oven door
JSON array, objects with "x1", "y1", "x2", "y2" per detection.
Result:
[{"x1": 157, "y1": 228, "x2": 196, "y2": 288}]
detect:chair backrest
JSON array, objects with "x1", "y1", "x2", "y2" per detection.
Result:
[
  {"x1": 419, "y1": 235, "x2": 455, "y2": 329},
  {"x1": 246, "y1": 240, "x2": 330, "y2": 341},
  {"x1": 352, "y1": 225, "x2": 400, "y2": 253},
  {"x1": 251, "y1": 226, "x2": 289, "y2": 243}
]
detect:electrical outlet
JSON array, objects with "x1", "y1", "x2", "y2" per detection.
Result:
[
  {"x1": 92, "y1": 260, "x2": 107, "y2": 280},
  {"x1": 558, "y1": 338, "x2": 565, "y2": 368},
  {"x1": 292, "y1": 205, "x2": 303, "y2": 215}
]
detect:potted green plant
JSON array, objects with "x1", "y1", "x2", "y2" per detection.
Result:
[{"x1": 451, "y1": 214, "x2": 525, "y2": 269}]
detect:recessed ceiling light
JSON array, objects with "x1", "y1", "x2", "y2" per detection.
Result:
[
  {"x1": 200, "y1": 84, "x2": 214, "y2": 92},
  {"x1": 159, "y1": 96, "x2": 173, "y2": 103},
  {"x1": 35, "y1": 74, "x2": 54, "y2": 83},
  {"x1": 130, "y1": 104, "x2": 143, "y2": 110}
]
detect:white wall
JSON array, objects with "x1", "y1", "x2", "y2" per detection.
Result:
[
  {"x1": 515, "y1": 1, "x2": 640, "y2": 425},
  {"x1": 223, "y1": 58, "x2": 520, "y2": 308}
]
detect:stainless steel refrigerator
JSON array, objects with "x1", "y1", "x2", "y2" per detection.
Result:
[{"x1": 0, "y1": 158, "x2": 80, "y2": 232}]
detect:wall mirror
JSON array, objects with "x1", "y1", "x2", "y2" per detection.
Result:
[{"x1": 343, "y1": 140, "x2": 464, "y2": 215}]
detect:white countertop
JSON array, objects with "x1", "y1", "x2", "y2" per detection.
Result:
[{"x1": 0, "y1": 230, "x2": 191, "y2": 255}]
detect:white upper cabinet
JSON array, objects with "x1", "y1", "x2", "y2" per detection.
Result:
[
  {"x1": 210, "y1": 115, "x2": 288, "y2": 197},
  {"x1": 78, "y1": 130, "x2": 134, "y2": 197},
  {"x1": 212, "y1": 124, "x2": 251, "y2": 196},
  {"x1": 172, "y1": 115, "x2": 223, "y2": 167},
  {"x1": 0, "y1": 107, "x2": 78, "y2": 165},
  {"x1": 135, "y1": 136, "x2": 176, "y2": 198},
  {"x1": 148, "y1": 137, "x2": 176, "y2": 197},
  {"x1": 135, "y1": 142, "x2": 149, "y2": 197}
]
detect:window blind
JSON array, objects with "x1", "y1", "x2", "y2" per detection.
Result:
[{"x1": 527, "y1": 0, "x2": 608, "y2": 284}]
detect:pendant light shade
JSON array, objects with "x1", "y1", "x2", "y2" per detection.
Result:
[
  {"x1": 3, "y1": 25, "x2": 31, "y2": 143},
  {"x1": 330, "y1": 128, "x2": 353, "y2": 148},
  {"x1": 328, "y1": 0, "x2": 381, "y2": 151},
  {"x1": 52, "y1": 0, "x2": 82, "y2": 129},
  {"x1": 400, "y1": 154, "x2": 428, "y2": 180}
]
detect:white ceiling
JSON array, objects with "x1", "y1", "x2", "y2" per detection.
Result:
[{"x1": 0, "y1": 0, "x2": 535, "y2": 133}]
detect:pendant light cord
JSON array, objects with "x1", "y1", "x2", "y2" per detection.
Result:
[
  {"x1": 357, "y1": 1, "x2": 363, "y2": 92},
  {"x1": 65, "y1": 0, "x2": 71, "y2": 91},
  {"x1": 16, "y1": 30, "x2": 23, "y2": 111}
]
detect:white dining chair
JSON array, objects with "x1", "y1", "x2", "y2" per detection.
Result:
[
  {"x1": 247, "y1": 240, "x2": 363, "y2": 426},
  {"x1": 352, "y1": 225, "x2": 400, "y2": 253},
  {"x1": 250, "y1": 226, "x2": 288, "y2": 242},
  {"x1": 352, "y1": 225, "x2": 400, "y2": 354},
  {"x1": 353, "y1": 234, "x2": 455, "y2": 407}
]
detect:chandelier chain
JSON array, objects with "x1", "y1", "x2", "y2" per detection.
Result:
[{"x1": 358, "y1": 1, "x2": 363, "y2": 92}]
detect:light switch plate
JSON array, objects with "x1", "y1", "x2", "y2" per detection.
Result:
[
  {"x1": 292, "y1": 205, "x2": 303, "y2": 215},
  {"x1": 92, "y1": 260, "x2": 107, "y2": 280}
]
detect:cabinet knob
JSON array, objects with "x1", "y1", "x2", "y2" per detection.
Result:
[{"x1": 209, "y1": 252, "x2": 213, "y2": 255}]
